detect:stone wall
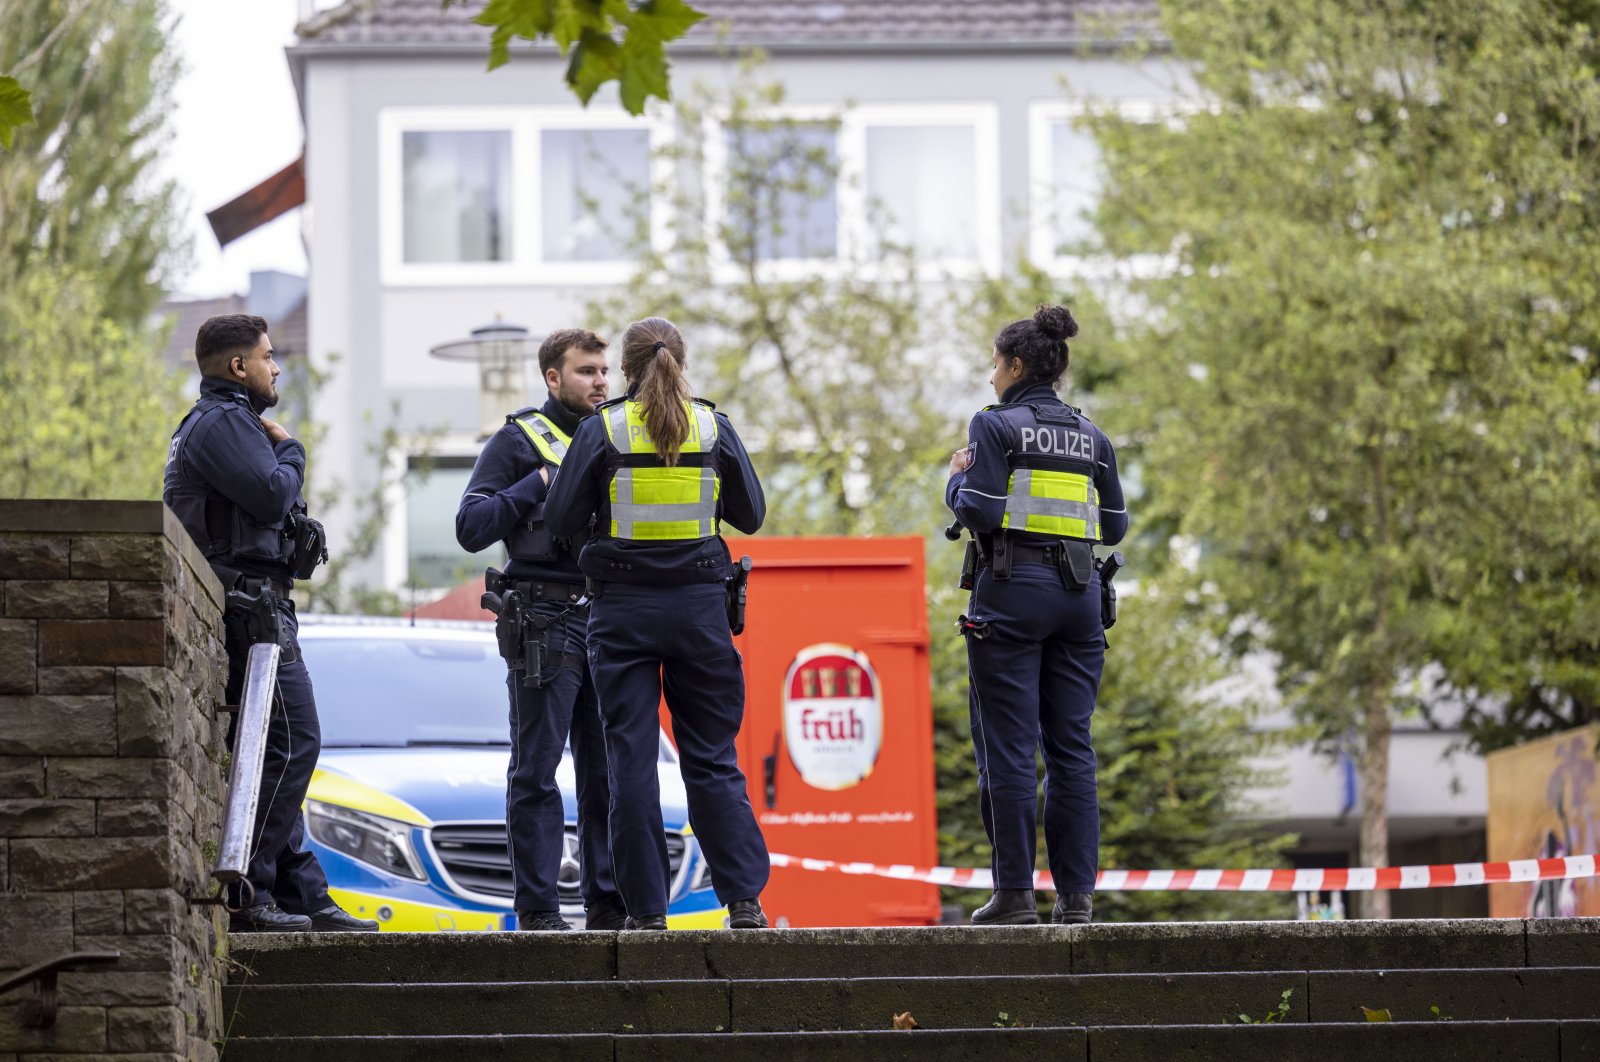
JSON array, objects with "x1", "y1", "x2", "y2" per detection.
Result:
[{"x1": 1, "y1": 501, "x2": 228, "y2": 1061}]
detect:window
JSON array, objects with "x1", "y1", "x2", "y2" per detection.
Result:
[
  {"x1": 404, "y1": 457, "x2": 495, "y2": 590},
  {"x1": 381, "y1": 107, "x2": 666, "y2": 285},
  {"x1": 707, "y1": 104, "x2": 999, "y2": 274},
  {"x1": 401, "y1": 130, "x2": 513, "y2": 264},
  {"x1": 540, "y1": 128, "x2": 651, "y2": 261},
  {"x1": 864, "y1": 124, "x2": 979, "y2": 260},
  {"x1": 1029, "y1": 100, "x2": 1162, "y2": 270},
  {"x1": 724, "y1": 122, "x2": 839, "y2": 260}
]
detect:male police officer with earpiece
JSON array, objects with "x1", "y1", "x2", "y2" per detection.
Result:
[
  {"x1": 164, "y1": 314, "x2": 376, "y2": 933},
  {"x1": 456, "y1": 328, "x2": 626, "y2": 931}
]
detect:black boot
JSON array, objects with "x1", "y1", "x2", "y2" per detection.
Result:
[
  {"x1": 971, "y1": 889, "x2": 1039, "y2": 925},
  {"x1": 229, "y1": 903, "x2": 312, "y2": 933},
  {"x1": 1051, "y1": 892, "x2": 1093, "y2": 925},
  {"x1": 517, "y1": 910, "x2": 573, "y2": 931},
  {"x1": 584, "y1": 896, "x2": 628, "y2": 931},
  {"x1": 623, "y1": 914, "x2": 668, "y2": 931},
  {"x1": 727, "y1": 898, "x2": 769, "y2": 929},
  {"x1": 305, "y1": 905, "x2": 380, "y2": 932}
]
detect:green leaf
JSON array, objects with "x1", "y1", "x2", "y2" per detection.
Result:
[
  {"x1": 626, "y1": 0, "x2": 707, "y2": 45},
  {"x1": 566, "y1": 28, "x2": 623, "y2": 106},
  {"x1": 0, "y1": 76, "x2": 34, "y2": 150},
  {"x1": 1360, "y1": 1007, "x2": 1392, "y2": 1023},
  {"x1": 618, "y1": 31, "x2": 671, "y2": 114}
]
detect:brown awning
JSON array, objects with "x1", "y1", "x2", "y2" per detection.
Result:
[{"x1": 206, "y1": 155, "x2": 306, "y2": 248}]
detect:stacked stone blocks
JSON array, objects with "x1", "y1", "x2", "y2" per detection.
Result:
[{"x1": 1, "y1": 501, "x2": 229, "y2": 1061}]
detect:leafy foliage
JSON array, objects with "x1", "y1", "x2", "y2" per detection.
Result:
[
  {"x1": 0, "y1": 0, "x2": 188, "y2": 498},
  {"x1": 463, "y1": 0, "x2": 705, "y2": 115},
  {"x1": 1081, "y1": 0, "x2": 1600, "y2": 910}
]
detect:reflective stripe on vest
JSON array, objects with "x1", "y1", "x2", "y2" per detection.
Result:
[
  {"x1": 514, "y1": 412, "x2": 571, "y2": 466},
  {"x1": 602, "y1": 400, "x2": 721, "y2": 541},
  {"x1": 1001, "y1": 468, "x2": 1102, "y2": 541}
]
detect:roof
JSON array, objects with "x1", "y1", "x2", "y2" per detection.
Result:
[{"x1": 294, "y1": 0, "x2": 1161, "y2": 51}]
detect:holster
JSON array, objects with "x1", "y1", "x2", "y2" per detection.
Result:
[
  {"x1": 991, "y1": 534, "x2": 1013, "y2": 580},
  {"x1": 222, "y1": 581, "x2": 298, "y2": 664},
  {"x1": 726, "y1": 556, "x2": 753, "y2": 636},
  {"x1": 1097, "y1": 551, "x2": 1125, "y2": 629},
  {"x1": 959, "y1": 540, "x2": 979, "y2": 591},
  {"x1": 481, "y1": 568, "x2": 582, "y2": 690}
]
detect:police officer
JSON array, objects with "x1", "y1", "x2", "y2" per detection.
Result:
[
  {"x1": 163, "y1": 314, "x2": 375, "y2": 932},
  {"x1": 455, "y1": 328, "x2": 626, "y2": 932},
  {"x1": 543, "y1": 317, "x2": 770, "y2": 931},
  {"x1": 945, "y1": 304, "x2": 1128, "y2": 926}
]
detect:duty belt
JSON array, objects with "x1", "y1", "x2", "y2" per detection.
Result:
[
  {"x1": 507, "y1": 579, "x2": 586, "y2": 605},
  {"x1": 977, "y1": 543, "x2": 1067, "y2": 568},
  {"x1": 211, "y1": 563, "x2": 291, "y2": 598}
]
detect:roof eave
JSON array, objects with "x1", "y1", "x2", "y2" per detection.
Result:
[{"x1": 285, "y1": 36, "x2": 1166, "y2": 62}]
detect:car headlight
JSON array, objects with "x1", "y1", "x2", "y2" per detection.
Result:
[{"x1": 306, "y1": 801, "x2": 425, "y2": 881}]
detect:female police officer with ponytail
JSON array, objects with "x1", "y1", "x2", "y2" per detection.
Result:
[
  {"x1": 544, "y1": 317, "x2": 772, "y2": 931},
  {"x1": 946, "y1": 304, "x2": 1128, "y2": 926}
]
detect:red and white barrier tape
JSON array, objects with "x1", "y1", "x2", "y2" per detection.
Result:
[{"x1": 768, "y1": 852, "x2": 1600, "y2": 893}]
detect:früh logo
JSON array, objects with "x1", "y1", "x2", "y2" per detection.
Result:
[{"x1": 782, "y1": 643, "x2": 884, "y2": 791}]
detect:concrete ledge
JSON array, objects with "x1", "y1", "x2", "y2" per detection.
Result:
[
  {"x1": 230, "y1": 932, "x2": 617, "y2": 984},
  {"x1": 1309, "y1": 968, "x2": 1600, "y2": 1023},
  {"x1": 230, "y1": 920, "x2": 1600, "y2": 985},
  {"x1": 1071, "y1": 918, "x2": 1528, "y2": 973},
  {"x1": 222, "y1": 980, "x2": 731, "y2": 1037},
  {"x1": 223, "y1": 1033, "x2": 616, "y2": 1062}
]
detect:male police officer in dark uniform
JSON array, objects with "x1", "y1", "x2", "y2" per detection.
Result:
[
  {"x1": 455, "y1": 328, "x2": 626, "y2": 931},
  {"x1": 164, "y1": 314, "x2": 376, "y2": 932}
]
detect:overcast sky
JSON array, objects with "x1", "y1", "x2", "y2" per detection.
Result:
[{"x1": 165, "y1": 0, "x2": 310, "y2": 298}]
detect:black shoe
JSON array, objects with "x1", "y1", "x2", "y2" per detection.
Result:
[
  {"x1": 1051, "y1": 892, "x2": 1093, "y2": 925},
  {"x1": 305, "y1": 905, "x2": 380, "y2": 932},
  {"x1": 971, "y1": 889, "x2": 1040, "y2": 925},
  {"x1": 584, "y1": 897, "x2": 628, "y2": 931},
  {"x1": 517, "y1": 910, "x2": 573, "y2": 932},
  {"x1": 229, "y1": 903, "x2": 312, "y2": 933},
  {"x1": 623, "y1": 914, "x2": 668, "y2": 931},
  {"x1": 727, "y1": 897, "x2": 769, "y2": 929}
]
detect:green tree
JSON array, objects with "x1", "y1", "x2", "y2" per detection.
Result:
[
  {"x1": 1083, "y1": 0, "x2": 1600, "y2": 914},
  {"x1": 0, "y1": 0, "x2": 188, "y2": 497}
]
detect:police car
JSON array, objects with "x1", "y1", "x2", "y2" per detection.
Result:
[{"x1": 296, "y1": 616, "x2": 726, "y2": 930}]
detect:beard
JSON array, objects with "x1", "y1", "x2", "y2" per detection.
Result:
[{"x1": 557, "y1": 380, "x2": 600, "y2": 416}]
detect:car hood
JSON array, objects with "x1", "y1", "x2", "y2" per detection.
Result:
[{"x1": 311, "y1": 747, "x2": 690, "y2": 827}]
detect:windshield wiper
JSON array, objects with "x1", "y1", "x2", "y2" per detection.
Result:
[{"x1": 403, "y1": 739, "x2": 513, "y2": 748}]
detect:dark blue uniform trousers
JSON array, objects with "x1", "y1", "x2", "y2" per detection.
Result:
[
  {"x1": 588, "y1": 583, "x2": 769, "y2": 918},
  {"x1": 224, "y1": 599, "x2": 331, "y2": 912},
  {"x1": 965, "y1": 562, "x2": 1105, "y2": 894},
  {"x1": 505, "y1": 601, "x2": 618, "y2": 914}
]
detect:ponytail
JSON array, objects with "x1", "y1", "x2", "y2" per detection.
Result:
[{"x1": 619, "y1": 319, "x2": 692, "y2": 465}]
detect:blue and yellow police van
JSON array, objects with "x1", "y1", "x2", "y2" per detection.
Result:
[{"x1": 296, "y1": 616, "x2": 725, "y2": 930}]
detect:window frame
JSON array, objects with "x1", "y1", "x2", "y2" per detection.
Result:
[{"x1": 379, "y1": 105, "x2": 670, "y2": 287}]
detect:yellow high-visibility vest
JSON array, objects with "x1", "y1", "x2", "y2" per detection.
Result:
[
  {"x1": 513, "y1": 412, "x2": 572, "y2": 466},
  {"x1": 600, "y1": 399, "x2": 721, "y2": 541}
]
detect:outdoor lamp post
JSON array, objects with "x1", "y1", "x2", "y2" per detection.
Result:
[{"x1": 428, "y1": 321, "x2": 544, "y2": 439}]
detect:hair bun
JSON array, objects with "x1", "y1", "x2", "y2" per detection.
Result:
[{"x1": 1033, "y1": 304, "x2": 1079, "y2": 342}]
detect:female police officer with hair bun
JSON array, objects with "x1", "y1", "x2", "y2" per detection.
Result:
[
  {"x1": 543, "y1": 316, "x2": 772, "y2": 931},
  {"x1": 945, "y1": 304, "x2": 1128, "y2": 926}
]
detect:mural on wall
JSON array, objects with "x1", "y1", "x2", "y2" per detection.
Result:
[{"x1": 1486, "y1": 723, "x2": 1599, "y2": 918}]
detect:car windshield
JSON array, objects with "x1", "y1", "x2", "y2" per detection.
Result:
[
  {"x1": 299, "y1": 626, "x2": 679, "y2": 764},
  {"x1": 301, "y1": 632, "x2": 511, "y2": 748}
]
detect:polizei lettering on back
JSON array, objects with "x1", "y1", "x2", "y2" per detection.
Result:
[{"x1": 1019, "y1": 426, "x2": 1094, "y2": 460}]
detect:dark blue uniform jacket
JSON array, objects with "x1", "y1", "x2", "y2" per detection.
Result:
[
  {"x1": 543, "y1": 393, "x2": 767, "y2": 586},
  {"x1": 163, "y1": 377, "x2": 306, "y2": 584},
  {"x1": 455, "y1": 396, "x2": 586, "y2": 585},
  {"x1": 945, "y1": 381, "x2": 1128, "y2": 548}
]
